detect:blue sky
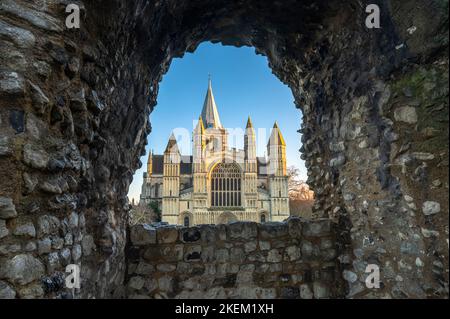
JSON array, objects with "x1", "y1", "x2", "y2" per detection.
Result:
[{"x1": 128, "y1": 42, "x2": 306, "y2": 203}]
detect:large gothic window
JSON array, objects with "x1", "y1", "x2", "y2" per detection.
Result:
[{"x1": 210, "y1": 163, "x2": 241, "y2": 207}]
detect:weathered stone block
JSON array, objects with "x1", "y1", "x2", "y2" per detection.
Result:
[
  {"x1": 230, "y1": 247, "x2": 245, "y2": 263},
  {"x1": 281, "y1": 286, "x2": 299, "y2": 299},
  {"x1": 394, "y1": 106, "x2": 417, "y2": 124},
  {"x1": 37, "y1": 238, "x2": 52, "y2": 255},
  {"x1": 128, "y1": 276, "x2": 145, "y2": 290},
  {"x1": 0, "y1": 254, "x2": 45, "y2": 285},
  {"x1": 0, "y1": 280, "x2": 16, "y2": 299},
  {"x1": 13, "y1": 222, "x2": 36, "y2": 238},
  {"x1": 287, "y1": 217, "x2": 302, "y2": 238},
  {"x1": 156, "y1": 264, "x2": 176, "y2": 272},
  {"x1": 258, "y1": 222, "x2": 288, "y2": 239},
  {"x1": 36, "y1": 215, "x2": 60, "y2": 238},
  {"x1": 135, "y1": 262, "x2": 154, "y2": 275},
  {"x1": 130, "y1": 224, "x2": 156, "y2": 245},
  {"x1": 244, "y1": 241, "x2": 257, "y2": 253},
  {"x1": 0, "y1": 220, "x2": 9, "y2": 239},
  {"x1": 302, "y1": 219, "x2": 332, "y2": 237},
  {"x1": 299, "y1": 284, "x2": 313, "y2": 299},
  {"x1": 228, "y1": 222, "x2": 257, "y2": 240},
  {"x1": 313, "y1": 282, "x2": 329, "y2": 298},
  {"x1": 0, "y1": 70, "x2": 24, "y2": 96},
  {"x1": 0, "y1": 137, "x2": 12, "y2": 157},
  {"x1": 157, "y1": 226, "x2": 178, "y2": 243},
  {"x1": 267, "y1": 249, "x2": 282, "y2": 263},
  {"x1": 216, "y1": 248, "x2": 229, "y2": 263},
  {"x1": 284, "y1": 245, "x2": 301, "y2": 261},
  {"x1": 23, "y1": 144, "x2": 49, "y2": 170},
  {"x1": 82, "y1": 234, "x2": 95, "y2": 256},
  {"x1": 259, "y1": 241, "x2": 271, "y2": 251},
  {"x1": 422, "y1": 201, "x2": 440, "y2": 216},
  {"x1": 0, "y1": 197, "x2": 17, "y2": 219}
]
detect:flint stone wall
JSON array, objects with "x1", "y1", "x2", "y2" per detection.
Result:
[{"x1": 126, "y1": 218, "x2": 343, "y2": 299}]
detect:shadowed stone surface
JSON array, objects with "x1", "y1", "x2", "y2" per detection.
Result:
[{"x1": 127, "y1": 218, "x2": 341, "y2": 299}]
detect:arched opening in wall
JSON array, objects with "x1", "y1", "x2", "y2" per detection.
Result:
[
  {"x1": 127, "y1": 42, "x2": 314, "y2": 226},
  {"x1": 260, "y1": 213, "x2": 266, "y2": 223},
  {"x1": 183, "y1": 215, "x2": 190, "y2": 227}
]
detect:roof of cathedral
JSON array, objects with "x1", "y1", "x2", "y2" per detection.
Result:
[
  {"x1": 150, "y1": 155, "x2": 193, "y2": 175},
  {"x1": 267, "y1": 121, "x2": 286, "y2": 146},
  {"x1": 201, "y1": 79, "x2": 222, "y2": 129},
  {"x1": 149, "y1": 155, "x2": 268, "y2": 176}
]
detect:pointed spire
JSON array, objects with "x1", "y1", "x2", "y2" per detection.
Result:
[
  {"x1": 246, "y1": 116, "x2": 254, "y2": 129},
  {"x1": 146, "y1": 149, "x2": 153, "y2": 174},
  {"x1": 201, "y1": 77, "x2": 222, "y2": 129},
  {"x1": 147, "y1": 149, "x2": 153, "y2": 164},
  {"x1": 164, "y1": 133, "x2": 180, "y2": 153},
  {"x1": 267, "y1": 121, "x2": 286, "y2": 146}
]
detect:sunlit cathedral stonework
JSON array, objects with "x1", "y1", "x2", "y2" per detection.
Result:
[{"x1": 140, "y1": 80, "x2": 290, "y2": 226}]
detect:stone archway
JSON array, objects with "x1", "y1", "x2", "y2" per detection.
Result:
[
  {"x1": 0, "y1": 0, "x2": 447, "y2": 299},
  {"x1": 179, "y1": 211, "x2": 193, "y2": 227}
]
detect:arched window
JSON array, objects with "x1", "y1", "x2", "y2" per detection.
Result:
[
  {"x1": 260, "y1": 214, "x2": 266, "y2": 223},
  {"x1": 184, "y1": 216, "x2": 190, "y2": 227},
  {"x1": 211, "y1": 163, "x2": 241, "y2": 207}
]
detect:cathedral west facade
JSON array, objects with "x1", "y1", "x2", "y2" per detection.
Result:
[{"x1": 140, "y1": 80, "x2": 289, "y2": 226}]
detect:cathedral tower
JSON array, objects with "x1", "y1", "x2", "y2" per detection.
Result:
[
  {"x1": 267, "y1": 122, "x2": 289, "y2": 221},
  {"x1": 162, "y1": 133, "x2": 181, "y2": 224},
  {"x1": 192, "y1": 116, "x2": 207, "y2": 210},
  {"x1": 244, "y1": 117, "x2": 257, "y2": 209}
]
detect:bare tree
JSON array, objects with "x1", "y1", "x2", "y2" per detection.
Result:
[
  {"x1": 128, "y1": 201, "x2": 159, "y2": 225},
  {"x1": 287, "y1": 166, "x2": 314, "y2": 218},
  {"x1": 287, "y1": 166, "x2": 314, "y2": 200}
]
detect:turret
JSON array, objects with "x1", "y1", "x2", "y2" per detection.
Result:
[
  {"x1": 146, "y1": 149, "x2": 153, "y2": 176},
  {"x1": 267, "y1": 121, "x2": 287, "y2": 176},
  {"x1": 193, "y1": 116, "x2": 205, "y2": 172},
  {"x1": 244, "y1": 116, "x2": 257, "y2": 209},
  {"x1": 162, "y1": 133, "x2": 181, "y2": 224},
  {"x1": 267, "y1": 121, "x2": 289, "y2": 221},
  {"x1": 244, "y1": 116, "x2": 257, "y2": 172}
]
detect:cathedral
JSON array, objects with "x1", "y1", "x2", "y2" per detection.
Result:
[{"x1": 140, "y1": 80, "x2": 289, "y2": 226}]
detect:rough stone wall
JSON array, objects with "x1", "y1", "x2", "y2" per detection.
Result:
[
  {"x1": 126, "y1": 218, "x2": 342, "y2": 299},
  {"x1": 0, "y1": 0, "x2": 448, "y2": 299}
]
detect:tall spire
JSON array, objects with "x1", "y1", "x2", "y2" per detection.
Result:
[
  {"x1": 267, "y1": 121, "x2": 286, "y2": 146},
  {"x1": 246, "y1": 116, "x2": 254, "y2": 129},
  {"x1": 201, "y1": 77, "x2": 222, "y2": 129}
]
